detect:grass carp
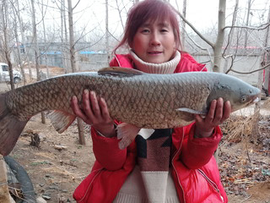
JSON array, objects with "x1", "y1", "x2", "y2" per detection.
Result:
[{"x1": 0, "y1": 67, "x2": 260, "y2": 155}]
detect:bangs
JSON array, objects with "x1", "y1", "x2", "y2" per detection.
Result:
[{"x1": 114, "y1": 0, "x2": 182, "y2": 53}]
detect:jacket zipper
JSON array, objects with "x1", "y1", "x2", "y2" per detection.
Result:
[
  {"x1": 197, "y1": 169, "x2": 224, "y2": 202},
  {"x1": 172, "y1": 128, "x2": 224, "y2": 203},
  {"x1": 172, "y1": 128, "x2": 186, "y2": 203},
  {"x1": 78, "y1": 168, "x2": 103, "y2": 203}
]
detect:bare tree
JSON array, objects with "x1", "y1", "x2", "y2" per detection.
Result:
[
  {"x1": 106, "y1": 0, "x2": 110, "y2": 64},
  {"x1": 223, "y1": 0, "x2": 239, "y2": 73},
  {"x1": 181, "y1": 0, "x2": 187, "y2": 47},
  {"x1": 67, "y1": 0, "x2": 85, "y2": 145},
  {"x1": 0, "y1": 0, "x2": 15, "y2": 90},
  {"x1": 30, "y1": 0, "x2": 46, "y2": 124},
  {"x1": 244, "y1": 0, "x2": 252, "y2": 48},
  {"x1": 251, "y1": 5, "x2": 270, "y2": 140},
  {"x1": 178, "y1": 0, "x2": 270, "y2": 73},
  {"x1": 9, "y1": 0, "x2": 28, "y2": 85}
]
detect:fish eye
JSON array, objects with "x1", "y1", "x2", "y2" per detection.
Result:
[{"x1": 241, "y1": 96, "x2": 247, "y2": 103}]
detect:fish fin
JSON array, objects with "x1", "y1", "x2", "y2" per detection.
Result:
[
  {"x1": 48, "y1": 110, "x2": 76, "y2": 133},
  {"x1": 98, "y1": 67, "x2": 144, "y2": 77},
  {"x1": 0, "y1": 93, "x2": 28, "y2": 156},
  {"x1": 176, "y1": 108, "x2": 205, "y2": 115},
  {"x1": 117, "y1": 123, "x2": 140, "y2": 150}
]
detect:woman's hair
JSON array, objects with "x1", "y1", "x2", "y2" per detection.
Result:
[{"x1": 113, "y1": 0, "x2": 182, "y2": 53}]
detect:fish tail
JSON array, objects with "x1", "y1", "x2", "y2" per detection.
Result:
[{"x1": 0, "y1": 93, "x2": 27, "y2": 156}]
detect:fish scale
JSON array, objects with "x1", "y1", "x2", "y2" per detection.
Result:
[{"x1": 0, "y1": 67, "x2": 261, "y2": 155}]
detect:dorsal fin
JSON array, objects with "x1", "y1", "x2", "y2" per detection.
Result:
[{"x1": 98, "y1": 67, "x2": 144, "y2": 77}]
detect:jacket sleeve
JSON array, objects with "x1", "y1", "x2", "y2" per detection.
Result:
[
  {"x1": 177, "y1": 123, "x2": 222, "y2": 169},
  {"x1": 91, "y1": 127, "x2": 127, "y2": 170},
  {"x1": 87, "y1": 55, "x2": 130, "y2": 171}
]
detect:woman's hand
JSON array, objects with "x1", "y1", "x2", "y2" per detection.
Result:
[
  {"x1": 70, "y1": 90, "x2": 116, "y2": 137},
  {"x1": 194, "y1": 98, "x2": 231, "y2": 138}
]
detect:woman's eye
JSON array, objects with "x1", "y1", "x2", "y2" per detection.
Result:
[
  {"x1": 161, "y1": 29, "x2": 168, "y2": 33},
  {"x1": 141, "y1": 29, "x2": 150, "y2": 33}
]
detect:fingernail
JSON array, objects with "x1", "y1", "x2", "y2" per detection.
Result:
[
  {"x1": 90, "y1": 91, "x2": 95, "y2": 96},
  {"x1": 84, "y1": 89, "x2": 89, "y2": 94}
]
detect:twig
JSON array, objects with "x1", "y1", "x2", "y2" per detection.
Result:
[
  {"x1": 229, "y1": 63, "x2": 270, "y2": 74},
  {"x1": 240, "y1": 195, "x2": 252, "y2": 202},
  {"x1": 175, "y1": 10, "x2": 214, "y2": 49}
]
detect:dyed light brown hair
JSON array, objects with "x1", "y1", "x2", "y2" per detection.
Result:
[{"x1": 113, "y1": 0, "x2": 182, "y2": 53}]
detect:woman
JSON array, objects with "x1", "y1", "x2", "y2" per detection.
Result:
[{"x1": 72, "y1": 0, "x2": 230, "y2": 202}]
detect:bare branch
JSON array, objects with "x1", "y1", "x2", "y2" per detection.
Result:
[
  {"x1": 228, "y1": 63, "x2": 270, "y2": 75},
  {"x1": 73, "y1": 0, "x2": 81, "y2": 10},
  {"x1": 115, "y1": 0, "x2": 124, "y2": 30},
  {"x1": 223, "y1": 22, "x2": 270, "y2": 31},
  {"x1": 176, "y1": 10, "x2": 215, "y2": 49}
]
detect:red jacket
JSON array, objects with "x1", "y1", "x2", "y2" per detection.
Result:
[{"x1": 73, "y1": 52, "x2": 228, "y2": 203}]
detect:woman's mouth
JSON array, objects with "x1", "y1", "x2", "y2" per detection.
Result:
[{"x1": 148, "y1": 51, "x2": 163, "y2": 55}]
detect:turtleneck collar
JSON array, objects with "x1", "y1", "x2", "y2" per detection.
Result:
[{"x1": 129, "y1": 50, "x2": 181, "y2": 74}]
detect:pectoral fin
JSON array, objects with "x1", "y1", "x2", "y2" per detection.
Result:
[
  {"x1": 48, "y1": 110, "x2": 76, "y2": 133},
  {"x1": 176, "y1": 108, "x2": 206, "y2": 115},
  {"x1": 117, "y1": 123, "x2": 140, "y2": 150}
]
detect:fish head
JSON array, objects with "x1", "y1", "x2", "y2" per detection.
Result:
[{"x1": 206, "y1": 74, "x2": 261, "y2": 112}]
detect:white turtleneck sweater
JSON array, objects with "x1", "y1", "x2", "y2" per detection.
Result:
[{"x1": 130, "y1": 50, "x2": 181, "y2": 74}]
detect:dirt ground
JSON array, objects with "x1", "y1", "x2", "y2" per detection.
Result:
[{"x1": 1, "y1": 74, "x2": 270, "y2": 202}]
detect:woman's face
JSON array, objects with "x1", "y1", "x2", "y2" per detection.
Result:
[{"x1": 131, "y1": 20, "x2": 176, "y2": 64}]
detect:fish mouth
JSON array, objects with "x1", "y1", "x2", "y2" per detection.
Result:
[
  {"x1": 245, "y1": 95, "x2": 260, "y2": 107},
  {"x1": 252, "y1": 97, "x2": 260, "y2": 103}
]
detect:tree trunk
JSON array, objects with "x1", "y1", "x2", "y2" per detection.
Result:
[
  {"x1": 105, "y1": 0, "x2": 110, "y2": 64},
  {"x1": 181, "y1": 0, "x2": 187, "y2": 48},
  {"x1": 223, "y1": 0, "x2": 239, "y2": 73},
  {"x1": 15, "y1": 0, "x2": 27, "y2": 85},
  {"x1": 251, "y1": 5, "x2": 270, "y2": 140},
  {"x1": 61, "y1": 0, "x2": 68, "y2": 70},
  {"x1": 263, "y1": 6, "x2": 270, "y2": 93},
  {"x1": 244, "y1": 0, "x2": 252, "y2": 48},
  {"x1": 67, "y1": 0, "x2": 76, "y2": 73},
  {"x1": 67, "y1": 0, "x2": 85, "y2": 145},
  {"x1": 213, "y1": 0, "x2": 226, "y2": 72},
  {"x1": 31, "y1": 0, "x2": 46, "y2": 124},
  {"x1": 1, "y1": 0, "x2": 15, "y2": 90}
]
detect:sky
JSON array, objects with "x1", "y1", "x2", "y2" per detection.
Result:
[{"x1": 24, "y1": 0, "x2": 270, "y2": 43}]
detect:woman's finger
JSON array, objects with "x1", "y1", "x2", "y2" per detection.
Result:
[
  {"x1": 99, "y1": 97, "x2": 112, "y2": 122},
  {"x1": 89, "y1": 91, "x2": 101, "y2": 117},
  {"x1": 204, "y1": 99, "x2": 217, "y2": 123},
  {"x1": 71, "y1": 96, "x2": 88, "y2": 121},
  {"x1": 220, "y1": 101, "x2": 231, "y2": 123},
  {"x1": 82, "y1": 90, "x2": 95, "y2": 121},
  {"x1": 212, "y1": 98, "x2": 223, "y2": 124}
]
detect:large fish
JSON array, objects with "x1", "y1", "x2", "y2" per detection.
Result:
[{"x1": 0, "y1": 67, "x2": 260, "y2": 155}]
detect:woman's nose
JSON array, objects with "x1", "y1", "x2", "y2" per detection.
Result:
[{"x1": 150, "y1": 33, "x2": 161, "y2": 46}]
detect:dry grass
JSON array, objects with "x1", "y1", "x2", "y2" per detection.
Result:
[{"x1": 221, "y1": 98, "x2": 270, "y2": 143}]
